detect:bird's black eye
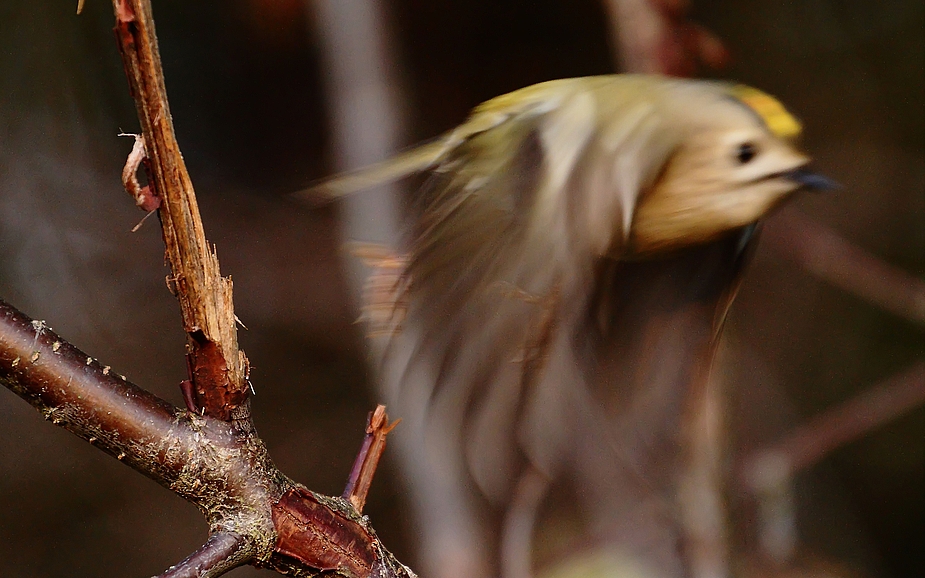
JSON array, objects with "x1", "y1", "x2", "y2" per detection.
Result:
[{"x1": 736, "y1": 142, "x2": 757, "y2": 164}]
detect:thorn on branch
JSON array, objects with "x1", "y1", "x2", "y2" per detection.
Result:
[
  {"x1": 30, "y1": 319, "x2": 48, "y2": 352},
  {"x1": 131, "y1": 209, "x2": 158, "y2": 233},
  {"x1": 343, "y1": 405, "x2": 400, "y2": 513}
]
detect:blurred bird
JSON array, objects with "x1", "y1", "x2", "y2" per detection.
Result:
[
  {"x1": 299, "y1": 74, "x2": 833, "y2": 578},
  {"x1": 302, "y1": 74, "x2": 826, "y2": 258}
]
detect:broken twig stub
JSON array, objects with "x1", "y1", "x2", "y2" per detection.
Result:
[{"x1": 343, "y1": 405, "x2": 400, "y2": 513}]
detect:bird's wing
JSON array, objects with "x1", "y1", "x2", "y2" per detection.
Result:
[
  {"x1": 292, "y1": 139, "x2": 449, "y2": 201},
  {"x1": 292, "y1": 78, "x2": 585, "y2": 202},
  {"x1": 373, "y1": 82, "x2": 675, "y2": 504},
  {"x1": 382, "y1": 113, "x2": 583, "y2": 505}
]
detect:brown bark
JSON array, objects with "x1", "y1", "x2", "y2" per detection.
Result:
[
  {"x1": 0, "y1": 1, "x2": 416, "y2": 576},
  {"x1": 0, "y1": 299, "x2": 414, "y2": 577},
  {"x1": 343, "y1": 405, "x2": 400, "y2": 513},
  {"x1": 113, "y1": 0, "x2": 247, "y2": 421}
]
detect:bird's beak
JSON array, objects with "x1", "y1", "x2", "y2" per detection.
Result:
[{"x1": 784, "y1": 167, "x2": 839, "y2": 191}]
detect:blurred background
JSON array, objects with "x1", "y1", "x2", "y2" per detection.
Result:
[{"x1": 0, "y1": 1, "x2": 921, "y2": 577}]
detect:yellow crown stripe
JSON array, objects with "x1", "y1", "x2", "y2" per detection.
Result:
[{"x1": 730, "y1": 85, "x2": 802, "y2": 139}]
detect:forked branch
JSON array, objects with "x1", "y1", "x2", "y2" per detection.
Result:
[
  {"x1": 0, "y1": 0, "x2": 416, "y2": 576},
  {"x1": 741, "y1": 361, "x2": 925, "y2": 491},
  {"x1": 0, "y1": 299, "x2": 415, "y2": 577}
]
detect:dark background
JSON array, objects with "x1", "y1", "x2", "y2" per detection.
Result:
[{"x1": 0, "y1": 1, "x2": 921, "y2": 576}]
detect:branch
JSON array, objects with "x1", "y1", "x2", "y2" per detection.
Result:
[
  {"x1": 113, "y1": 0, "x2": 247, "y2": 421},
  {"x1": 598, "y1": 5, "x2": 733, "y2": 577},
  {"x1": 155, "y1": 533, "x2": 250, "y2": 578},
  {"x1": 0, "y1": 297, "x2": 416, "y2": 577},
  {"x1": 343, "y1": 405, "x2": 399, "y2": 513},
  {"x1": 0, "y1": 1, "x2": 420, "y2": 574},
  {"x1": 737, "y1": 362, "x2": 925, "y2": 564},
  {"x1": 0, "y1": 298, "x2": 265, "y2": 570},
  {"x1": 765, "y1": 209, "x2": 925, "y2": 324},
  {"x1": 741, "y1": 361, "x2": 925, "y2": 491},
  {"x1": 0, "y1": 299, "x2": 186, "y2": 483}
]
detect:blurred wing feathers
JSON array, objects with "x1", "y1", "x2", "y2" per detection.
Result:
[
  {"x1": 371, "y1": 77, "x2": 679, "y2": 501},
  {"x1": 293, "y1": 139, "x2": 448, "y2": 201},
  {"x1": 380, "y1": 88, "x2": 609, "y2": 501},
  {"x1": 295, "y1": 79, "x2": 580, "y2": 202}
]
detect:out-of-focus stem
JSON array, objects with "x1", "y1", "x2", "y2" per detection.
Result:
[{"x1": 766, "y1": 208, "x2": 925, "y2": 324}]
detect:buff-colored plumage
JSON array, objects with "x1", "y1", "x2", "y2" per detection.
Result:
[
  {"x1": 302, "y1": 75, "x2": 815, "y2": 257},
  {"x1": 299, "y1": 74, "x2": 831, "y2": 578}
]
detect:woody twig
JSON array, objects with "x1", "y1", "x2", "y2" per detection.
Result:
[
  {"x1": 113, "y1": 0, "x2": 248, "y2": 421},
  {"x1": 343, "y1": 405, "x2": 400, "y2": 513}
]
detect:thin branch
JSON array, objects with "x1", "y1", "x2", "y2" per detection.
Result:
[
  {"x1": 741, "y1": 361, "x2": 925, "y2": 492},
  {"x1": 0, "y1": 299, "x2": 185, "y2": 483},
  {"x1": 677, "y1": 343, "x2": 731, "y2": 578},
  {"x1": 738, "y1": 362, "x2": 925, "y2": 565},
  {"x1": 112, "y1": 0, "x2": 247, "y2": 421},
  {"x1": 765, "y1": 208, "x2": 925, "y2": 324},
  {"x1": 599, "y1": 5, "x2": 739, "y2": 577},
  {"x1": 343, "y1": 405, "x2": 400, "y2": 513},
  {"x1": 156, "y1": 533, "x2": 251, "y2": 578},
  {"x1": 309, "y1": 0, "x2": 405, "y2": 256}
]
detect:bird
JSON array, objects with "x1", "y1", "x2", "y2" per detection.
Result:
[{"x1": 299, "y1": 74, "x2": 833, "y2": 578}]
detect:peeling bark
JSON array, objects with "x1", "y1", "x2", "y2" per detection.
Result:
[
  {"x1": 0, "y1": 1, "x2": 417, "y2": 575},
  {"x1": 113, "y1": 0, "x2": 247, "y2": 421}
]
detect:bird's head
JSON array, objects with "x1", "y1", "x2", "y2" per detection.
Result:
[{"x1": 628, "y1": 83, "x2": 834, "y2": 256}]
